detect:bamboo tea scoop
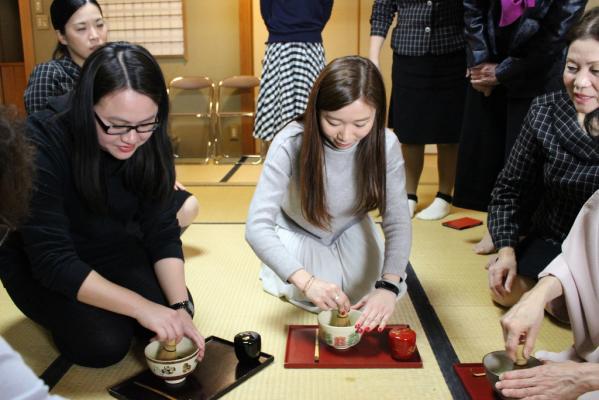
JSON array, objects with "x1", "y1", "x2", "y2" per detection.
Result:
[
  {"x1": 156, "y1": 339, "x2": 177, "y2": 361},
  {"x1": 330, "y1": 310, "x2": 351, "y2": 327}
]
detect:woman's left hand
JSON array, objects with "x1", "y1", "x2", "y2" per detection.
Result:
[
  {"x1": 351, "y1": 289, "x2": 396, "y2": 333},
  {"x1": 175, "y1": 309, "x2": 206, "y2": 361},
  {"x1": 496, "y1": 361, "x2": 590, "y2": 400}
]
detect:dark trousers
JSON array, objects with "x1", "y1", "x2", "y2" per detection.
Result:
[
  {"x1": 3, "y1": 247, "x2": 175, "y2": 368},
  {"x1": 454, "y1": 85, "x2": 534, "y2": 211}
]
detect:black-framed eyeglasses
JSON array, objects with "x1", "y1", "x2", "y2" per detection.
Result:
[
  {"x1": 94, "y1": 112, "x2": 159, "y2": 135},
  {"x1": 0, "y1": 215, "x2": 13, "y2": 247}
]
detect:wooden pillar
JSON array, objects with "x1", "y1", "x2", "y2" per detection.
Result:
[
  {"x1": 18, "y1": 0, "x2": 35, "y2": 79},
  {"x1": 239, "y1": 0, "x2": 255, "y2": 154}
]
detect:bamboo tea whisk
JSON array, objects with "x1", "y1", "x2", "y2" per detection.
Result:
[
  {"x1": 330, "y1": 310, "x2": 351, "y2": 327},
  {"x1": 156, "y1": 339, "x2": 177, "y2": 361}
]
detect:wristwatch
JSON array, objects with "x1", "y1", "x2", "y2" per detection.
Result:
[
  {"x1": 170, "y1": 300, "x2": 195, "y2": 318},
  {"x1": 375, "y1": 279, "x2": 400, "y2": 296}
]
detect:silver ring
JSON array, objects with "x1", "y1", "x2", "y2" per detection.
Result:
[{"x1": 334, "y1": 294, "x2": 340, "y2": 301}]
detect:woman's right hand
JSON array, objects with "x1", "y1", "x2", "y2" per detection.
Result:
[
  {"x1": 305, "y1": 277, "x2": 351, "y2": 314},
  {"x1": 487, "y1": 247, "x2": 517, "y2": 298},
  {"x1": 500, "y1": 291, "x2": 545, "y2": 361},
  {"x1": 134, "y1": 300, "x2": 205, "y2": 359},
  {"x1": 501, "y1": 275, "x2": 565, "y2": 362}
]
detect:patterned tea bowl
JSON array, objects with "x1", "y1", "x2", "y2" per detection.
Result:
[
  {"x1": 317, "y1": 309, "x2": 362, "y2": 350},
  {"x1": 144, "y1": 337, "x2": 199, "y2": 384}
]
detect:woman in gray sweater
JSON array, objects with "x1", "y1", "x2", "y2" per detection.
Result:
[{"x1": 246, "y1": 56, "x2": 411, "y2": 333}]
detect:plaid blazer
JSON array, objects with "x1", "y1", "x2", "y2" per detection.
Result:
[
  {"x1": 24, "y1": 56, "x2": 80, "y2": 115},
  {"x1": 489, "y1": 91, "x2": 599, "y2": 249},
  {"x1": 370, "y1": 0, "x2": 464, "y2": 56}
]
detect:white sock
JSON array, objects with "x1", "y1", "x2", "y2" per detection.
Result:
[
  {"x1": 416, "y1": 197, "x2": 451, "y2": 220},
  {"x1": 408, "y1": 199, "x2": 417, "y2": 219},
  {"x1": 535, "y1": 346, "x2": 582, "y2": 362}
]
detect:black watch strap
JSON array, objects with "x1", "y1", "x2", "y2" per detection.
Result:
[
  {"x1": 375, "y1": 280, "x2": 400, "y2": 296},
  {"x1": 170, "y1": 300, "x2": 194, "y2": 317}
]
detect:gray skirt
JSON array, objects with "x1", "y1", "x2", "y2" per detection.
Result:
[{"x1": 259, "y1": 215, "x2": 407, "y2": 312}]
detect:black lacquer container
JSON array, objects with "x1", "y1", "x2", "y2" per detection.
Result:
[{"x1": 234, "y1": 331, "x2": 261, "y2": 364}]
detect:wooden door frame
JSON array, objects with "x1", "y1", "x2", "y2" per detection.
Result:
[
  {"x1": 239, "y1": 0, "x2": 255, "y2": 154},
  {"x1": 18, "y1": 0, "x2": 35, "y2": 79}
]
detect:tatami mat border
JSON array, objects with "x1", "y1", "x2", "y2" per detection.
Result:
[{"x1": 405, "y1": 263, "x2": 467, "y2": 399}]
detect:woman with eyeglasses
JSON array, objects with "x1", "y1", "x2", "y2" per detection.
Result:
[
  {"x1": 24, "y1": 0, "x2": 199, "y2": 235},
  {"x1": 0, "y1": 42, "x2": 205, "y2": 368}
]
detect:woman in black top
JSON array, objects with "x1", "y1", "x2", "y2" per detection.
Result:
[
  {"x1": 0, "y1": 42, "x2": 205, "y2": 368},
  {"x1": 454, "y1": 0, "x2": 587, "y2": 253},
  {"x1": 486, "y1": 9, "x2": 599, "y2": 308},
  {"x1": 25, "y1": 0, "x2": 199, "y2": 231}
]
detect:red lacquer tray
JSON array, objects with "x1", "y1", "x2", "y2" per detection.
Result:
[
  {"x1": 454, "y1": 363, "x2": 497, "y2": 400},
  {"x1": 284, "y1": 324, "x2": 422, "y2": 368}
]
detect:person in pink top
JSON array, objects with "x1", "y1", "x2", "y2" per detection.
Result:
[{"x1": 499, "y1": 189, "x2": 599, "y2": 399}]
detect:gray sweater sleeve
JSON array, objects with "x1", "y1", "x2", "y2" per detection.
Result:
[
  {"x1": 380, "y1": 131, "x2": 412, "y2": 277},
  {"x1": 245, "y1": 128, "x2": 304, "y2": 282}
]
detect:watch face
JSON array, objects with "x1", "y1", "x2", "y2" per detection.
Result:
[{"x1": 187, "y1": 301, "x2": 195, "y2": 316}]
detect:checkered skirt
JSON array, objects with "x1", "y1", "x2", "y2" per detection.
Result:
[{"x1": 253, "y1": 42, "x2": 325, "y2": 141}]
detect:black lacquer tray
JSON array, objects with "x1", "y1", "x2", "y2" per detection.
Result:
[{"x1": 108, "y1": 336, "x2": 274, "y2": 400}]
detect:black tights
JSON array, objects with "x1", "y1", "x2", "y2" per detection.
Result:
[{"x1": 3, "y1": 254, "x2": 187, "y2": 368}]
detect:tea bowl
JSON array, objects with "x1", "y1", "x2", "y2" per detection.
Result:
[
  {"x1": 482, "y1": 350, "x2": 542, "y2": 399},
  {"x1": 144, "y1": 337, "x2": 199, "y2": 384},
  {"x1": 317, "y1": 309, "x2": 362, "y2": 350}
]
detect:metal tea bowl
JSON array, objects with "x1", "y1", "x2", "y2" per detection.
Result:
[{"x1": 482, "y1": 350, "x2": 542, "y2": 400}]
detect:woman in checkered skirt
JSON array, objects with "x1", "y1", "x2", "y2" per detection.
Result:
[
  {"x1": 253, "y1": 0, "x2": 333, "y2": 142},
  {"x1": 369, "y1": 0, "x2": 467, "y2": 221},
  {"x1": 486, "y1": 8, "x2": 599, "y2": 309}
]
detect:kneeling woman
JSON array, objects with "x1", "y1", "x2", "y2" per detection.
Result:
[
  {"x1": 246, "y1": 56, "x2": 412, "y2": 333},
  {"x1": 0, "y1": 42, "x2": 204, "y2": 368}
]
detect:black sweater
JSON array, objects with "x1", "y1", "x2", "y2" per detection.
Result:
[
  {"x1": 0, "y1": 102, "x2": 182, "y2": 300},
  {"x1": 260, "y1": 0, "x2": 334, "y2": 43}
]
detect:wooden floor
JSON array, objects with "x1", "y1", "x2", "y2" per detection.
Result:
[{"x1": 0, "y1": 155, "x2": 573, "y2": 399}]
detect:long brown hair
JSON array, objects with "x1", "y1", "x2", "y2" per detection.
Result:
[
  {"x1": 299, "y1": 56, "x2": 387, "y2": 230},
  {"x1": 0, "y1": 106, "x2": 35, "y2": 228}
]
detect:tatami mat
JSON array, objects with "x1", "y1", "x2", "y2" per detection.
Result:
[
  {"x1": 0, "y1": 155, "x2": 576, "y2": 399},
  {"x1": 53, "y1": 224, "x2": 451, "y2": 400},
  {"x1": 410, "y1": 211, "x2": 573, "y2": 364},
  {"x1": 175, "y1": 163, "x2": 234, "y2": 184},
  {"x1": 0, "y1": 297, "x2": 59, "y2": 376},
  {"x1": 187, "y1": 185, "x2": 255, "y2": 223},
  {"x1": 227, "y1": 164, "x2": 262, "y2": 184}
]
